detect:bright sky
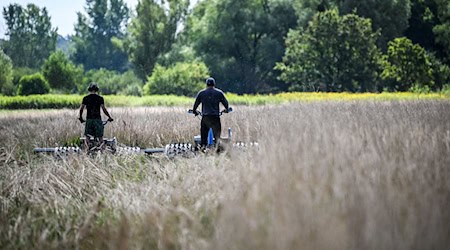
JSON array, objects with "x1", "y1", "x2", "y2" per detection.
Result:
[{"x1": 0, "y1": 0, "x2": 139, "y2": 38}]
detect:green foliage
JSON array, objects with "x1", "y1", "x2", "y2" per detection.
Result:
[
  {"x1": 82, "y1": 69, "x2": 143, "y2": 96},
  {"x1": 276, "y1": 9, "x2": 382, "y2": 92},
  {"x1": 72, "y1": 0, "x2": 130, "y2": 71},
  {"x1": 2, "y1": 3, "x2": 57, "y2": 68},
  {"x1": 381, "y1": 37, "x2": 433, "y2": 91},
  {"x1": 0, "y1": 92, "x2": 448, "y2": 109},
  {"x1": 126, "y1": 0, "x2": 189, "y2": 80},
  {"x1": 42, "y1": 50, "x2": 83, "y2": 92},
  {"x1": 187, "y1": 0, "x2": 297, "y2": 93},
  {"x1": 144, "y1": 62, "x2": 209, "y2": 96},
  {"x1": 432, "y1": 0, "x2": 450, "y2": 61},
  {"x1": 428, "y1": 53, "x2": 450, "y2": 90},
  {"x1": 17, "y1": 73, "x2": 50, "y2": 95},
  {"x1": 0, "y1": 50, "x2": 13, "y2": 95},
  {"x1": 12, "y1": 67, "x2": 38, "y2": 87},
  {"x1": 338, "y1": 0, "x2": 411, "y2": 50}
]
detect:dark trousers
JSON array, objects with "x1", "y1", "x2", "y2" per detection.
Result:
[{"x1": 201, "y1": 116, "x2": 221, "y2": 146}]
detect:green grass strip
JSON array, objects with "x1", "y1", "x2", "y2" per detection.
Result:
[{"x1": 0, "y1": 92, "x2": 448, "y2": 109}]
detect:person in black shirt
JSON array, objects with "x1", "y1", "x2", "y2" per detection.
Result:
[
  {"x1": 192, "y1": 77, "x2": 229, "y2": 147},
  {"x1": 78, "y1": 83, "x2": 113, "y2": 144}
]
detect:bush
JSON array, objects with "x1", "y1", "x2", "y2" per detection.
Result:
[
  {"x1": 42, "y1": 50, "x2": 83, "y2": 92},
  {"x1": 381, "y1": 37, "x2": 433, "y2": 91},
  {"x1": 0, "y1": 50, "x2": 13, "y2": 95},
  {"x1": 81, "y1": 69, "x2": 143, "y2": 96},
  {"x1": 144, "y1": 62, "x2": 209, "y2": 96},
  {"x1": 17, "y1": 73, "x2": 50, "y2": 95}
]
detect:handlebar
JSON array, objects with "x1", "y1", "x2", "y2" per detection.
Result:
[{"x1": 188, "y1": 107, "x2": 233, "y2": 116}]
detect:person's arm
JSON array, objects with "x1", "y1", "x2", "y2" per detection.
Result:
[
  {"x1": 79, "y1": 104, "x2": 86, "y2": 122},
  {"x1": 221, "y1": 92, "x2": 229, "y2": 112},
  {"x1": 192, "y1": 92, "x2": 202, "y2": 115},
  {"x1": 101, "y1": 104, "x2": 113, "y2": 121}
]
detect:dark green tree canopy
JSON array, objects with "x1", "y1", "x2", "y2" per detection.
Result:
[
  {"x1": 338, "y1": 0, "x2": 411, "y2": 50},
  {"x1": 2, "y1": 3, "x2": 57, "y2": 68},
  {"x1": 187, "y1": 0, "x2": 298, "y2": 94},
  {"x1": 276, "y1": 9, "x2": 382, "y2": 92},
  {"x1": 125, "y1": 0, "x2": 189, "y2": 80},
  {"x1": 72, "y1": 0, "x2": 130, "y2": 71}
]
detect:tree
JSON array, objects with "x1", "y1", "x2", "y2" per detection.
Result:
[
  {"x1": 126, "y1": 0, "x2": 189, "y2": 80},
  {"x1": 42, "y1": 50, "x2": 83, "y2": 92},
  {"x1": 143, "y1": 61, "x2": 209, "y2": 96},
  {"x1": 276, "y1": 9, "x2": 382, "y2": 92},
  {"x1": 72, "y1": 0, "x2": 130, "y2": 71},
  {"x1": 338, "y1": 0, "x2": 411, "y2": 50},
  {"x1": 17, "y1": 73, "x2": 50, "y2": 95},
  {"x1": 187, "y1": 0, "x2": 297, "y2": 94},
  {"x1": 293, "y1": 0, "x2": 336, "y2": 27},
  {"x1": 381, "y1": 37, "x2": 433, "y2": 91},
  {"x1": 0, "y1": 50, "x2": 13, "y2": 95},
  {"x1": 2, "y1": 3, "x2": 57, "y2": 68},
  {"x1": 433, "y1": 0, "x2": 450, "y2": 63}
]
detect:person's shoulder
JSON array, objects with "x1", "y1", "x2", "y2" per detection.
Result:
[{"x1": 214, "y1": 88, "x2": 225, "y2": 94}]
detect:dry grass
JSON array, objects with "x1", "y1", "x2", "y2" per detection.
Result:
[{"x1": 0, "y1": 101, "x2": 449, "y2": 249}]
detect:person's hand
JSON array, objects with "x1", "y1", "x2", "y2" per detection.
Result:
[
  {"x1": 222, "y1": 109, "x2": 229, "y2": 113},
  {"x1": 78, "y1": 117, "x2": 85, "y2": 123},
  {"x1": 108, "y1": 117, "x2": 114, "y2": 122},
  {"x1": 193, "y1": 110, "x2": 199, "y2": 116}
]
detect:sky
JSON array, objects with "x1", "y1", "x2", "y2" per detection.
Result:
[{"x1": 0, "y1": 0, "x2": 139, "y2": 38}]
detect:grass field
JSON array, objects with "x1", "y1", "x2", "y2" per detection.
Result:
[
  {"x1": 1, "y1": 101, "x2": 449, "y2": 249},
  {"x1": 0, "y1": 92, "x2": 449, "y2": 109}
]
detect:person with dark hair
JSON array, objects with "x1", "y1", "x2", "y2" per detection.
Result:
[
  {"x1": 192, "y1": 77, "x2": 229, "y2": 148},
  {"x1": 79, "y1": 83, "x2": 113, "y2": 146}
]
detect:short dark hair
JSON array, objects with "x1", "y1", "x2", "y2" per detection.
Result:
[
  {"x1": 206, "y1": 77, "x2": 215, "y2": 86},
  {"x1": 88, "y1": 83, "x2": 99, "y2": 92}
]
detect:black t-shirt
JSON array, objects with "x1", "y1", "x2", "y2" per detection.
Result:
[
  {"x1": 193, "y1": 88, "x2": 229, "y2": 116},
  {"x1": 82, "y1": 94, "x2": 104, "y2": 119}
]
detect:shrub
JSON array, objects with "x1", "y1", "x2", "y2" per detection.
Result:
[
  {"x1": 42, "y1": 50, "x2": 83, "y2": 92},
  {"x1": 17, "y1": 73, "x2": 50, "y2": 95},
  {"x1": 144, "y1": 62, "x2": 209, "y2": 96}
]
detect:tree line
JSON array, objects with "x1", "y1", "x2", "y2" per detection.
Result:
[{"x1": 0, "y1": 0, "x2": 449, "y2": 96}]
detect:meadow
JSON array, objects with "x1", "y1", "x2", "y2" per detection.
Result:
[
  {"x1": 0, "y1": 92, "x2": 449, "y2": 109},
  {"x1": 0, "y1": 100, "x2": 449, "y2": 249}
]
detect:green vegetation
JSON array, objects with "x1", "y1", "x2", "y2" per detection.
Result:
[
  {"x1": 0, "y1": 50, "x2": 13, "y2": 94},
  {"x1": 0, "y1": 92, "x2": 448, "y2": 109},
  {"x1": 1, "y1": 0, "x2": 449, "y2": 96},
  {"x1": 42, "y1": 50, "x2": 83, "y2": 92},
  {"x1": 2, "y1": 3, "x2": 57, "y2": 68},
  {"x1": 17, "y1": 73, "x2": 50, "y2": 96},
  {"x1": 276, "y1": 9, "x2": 381, "y2": 92},
  {"x1": 144, "y1": 61, "x2": 209, "y2": 96},
  {"x1": 71, "y1": 0, "x2": 129, "y2": 71}
]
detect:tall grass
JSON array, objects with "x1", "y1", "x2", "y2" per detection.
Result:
[{"x1": 0, "y1": 101, "x2": 449, "y2": 249}]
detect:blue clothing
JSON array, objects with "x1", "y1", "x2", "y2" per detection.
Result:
[{"x1": 193, "y1": 87, "x2": 229, "y2": 116}]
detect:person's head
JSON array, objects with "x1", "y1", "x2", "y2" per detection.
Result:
[
  {"x1": 88, "y1": 82, "x2": 99, "y2": 93},
  {"x1": 206, "y1": 77, "x2": 215, "y2": 88}
]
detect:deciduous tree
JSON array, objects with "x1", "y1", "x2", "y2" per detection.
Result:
[
  {"x1": 2, "y1": 4, "x2": 57, "y2": 68},
  {"x1": 276, "y1": 9, "x2": 381, "y2": 92}
]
